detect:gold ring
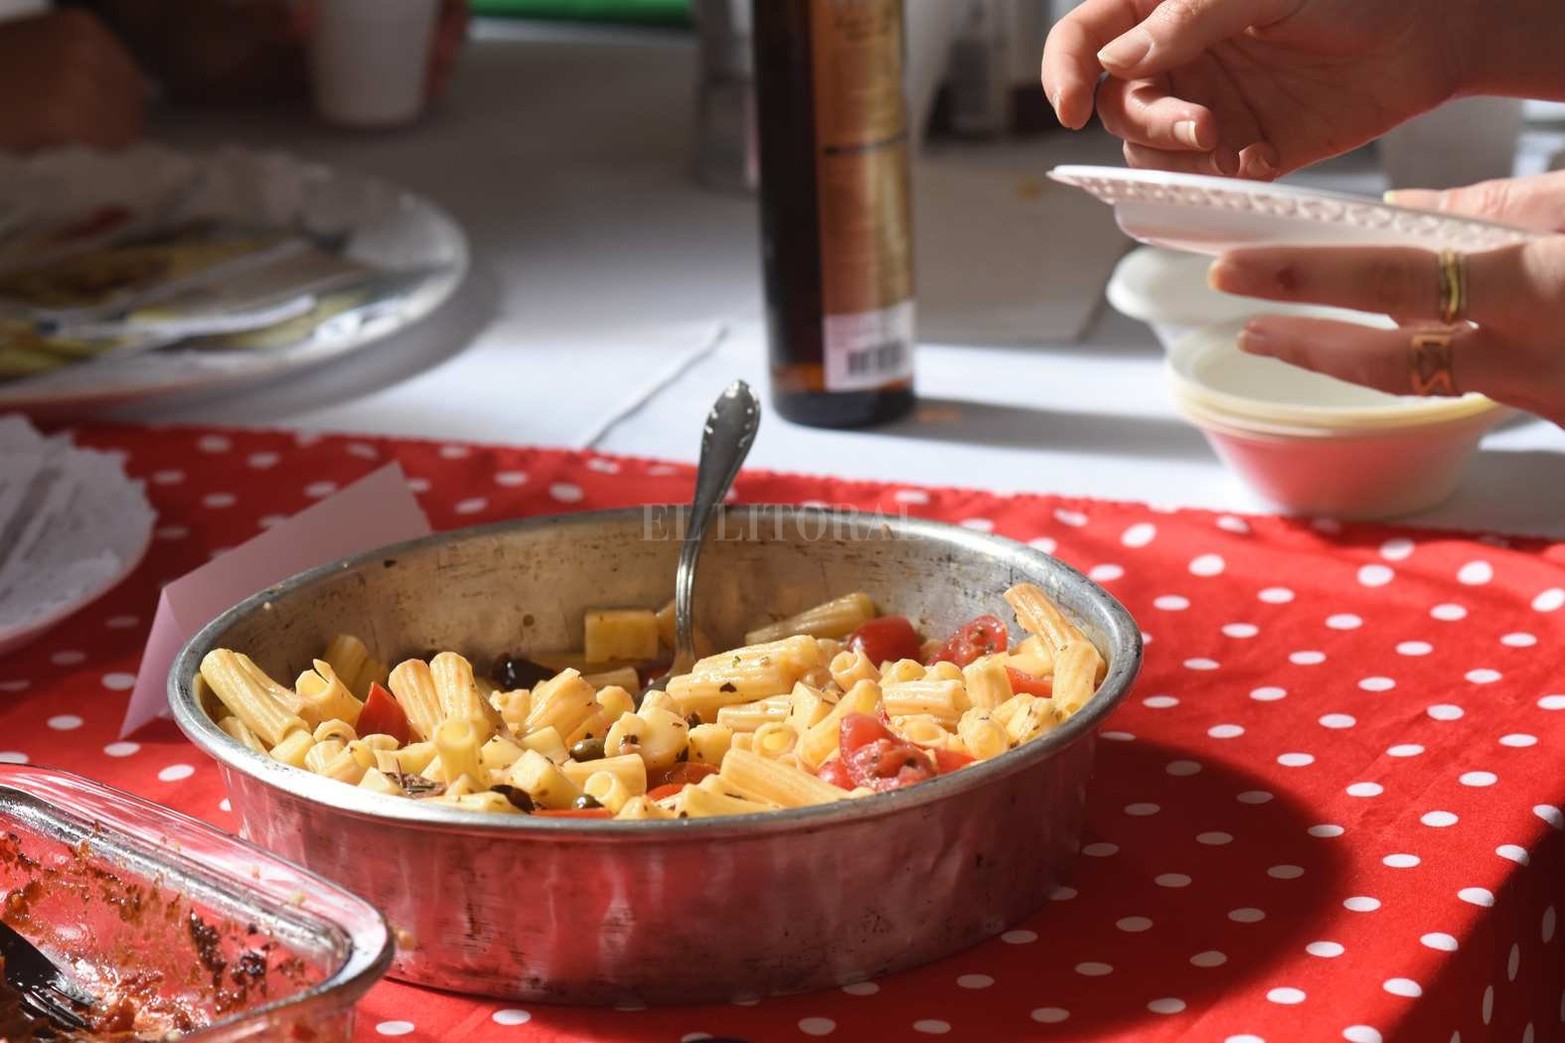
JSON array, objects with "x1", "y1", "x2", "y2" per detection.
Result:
[
  {"x1": 1409, "y1": 329, "x2": 1459, "y2": 396},
  {"x1": 1437, "y1": 248, "x2": 1467, "y2": 324}
]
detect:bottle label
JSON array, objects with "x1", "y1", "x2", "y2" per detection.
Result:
[
  {"x1": 823, "y1": 299, "x2": 915, "y2": 392},
  {"x1": 811, "y1": 0, "x2": 914, "y2": 393}
]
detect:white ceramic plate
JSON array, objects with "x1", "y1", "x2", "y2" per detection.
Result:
[
  {"x1": 1050, "y1": 165, "x2": 1539, "y2": 255},
  {"x1": 0, "y1": 145, "x2": 468, "y2": 416}
]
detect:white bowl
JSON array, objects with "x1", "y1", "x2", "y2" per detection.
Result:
[{"x1": 1166, "y1": 325, "x2": 1510, "y2": 519}]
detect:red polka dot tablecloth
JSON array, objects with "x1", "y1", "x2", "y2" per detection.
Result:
[{"x1": 2, "y1": 423, "x2": 1563, "y2": 1043}]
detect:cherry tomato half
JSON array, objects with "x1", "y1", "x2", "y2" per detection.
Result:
[
  {"x1": 654, "y1": 762, "x2": 719, "y2": 789},
  {"x1": 816, "y1": 758, "x2": 855, "y2": 790},
  {"x1": 646, "y1": 783, "x2": 685, "y2": 802},
  {"x1": 1005, "y1": 667, "x2": 1054, "y2": 698},
  {"x1": 844, "y1": 615, "x2": 924, "y2": 667},
  {"x1": 927, "y1": 614, "x2": 1009, "y2": 667},
  {"x1": 838, "y1": 712, "x2": 936, "y2": 792},
  {"x1": 356, "y1": 682, "x2": 412, "y2": 745},
  {"x1": 932, "y1": 747, "x2": 975, "y2": 775}
]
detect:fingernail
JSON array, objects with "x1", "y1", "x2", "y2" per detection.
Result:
[
  {"x1": 1097, "y1": 29, "x2": 1152, "y2": 71},
  {"x1": 1248, "y1": 153, "x2": 1276, "y2": 179},
  {"x1": 1214, "y1": 148, "x2": 1240, "y2": 177},
  {"x1": 1382, "y1": 190, "x2": 1400, "y2": 205},
  {"x1": 1238, "y1": 322, "x2": 1274, "y2": 354},
  {"x1": 1207, "y1": 259, "x2": 1237, "y2": 292},
  {"x1": 1175, "y1": 120, "x2": 1202, "y2": 149}
]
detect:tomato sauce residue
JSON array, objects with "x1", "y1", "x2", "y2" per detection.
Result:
[{"x1": 0, "y1": 830, "x2": 319, "y2": 1041}]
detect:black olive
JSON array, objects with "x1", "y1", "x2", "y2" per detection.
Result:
[
  {"x1": 494, "y1": 655, "x2": 555, "y2": 691},
  {"x1": 490, "y1": 785, "x2": 535, "y2": 812},
  {"x1": 684, "y1": 713, "x2": 702, "y2": 730},
  {"x1": 574, "y1": 793, "x2": 603, "y2": 810},
  {"x1": 570, "y1": 736, "x2": 606, "y2": 762}
]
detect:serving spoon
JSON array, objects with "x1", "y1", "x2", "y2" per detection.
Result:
[
  {"x1": 0, "y1": 920, "x2": 96, "y2": 1035},
  {"x1": 641, "y1": 380, "x2": 761, "y2": 696}
]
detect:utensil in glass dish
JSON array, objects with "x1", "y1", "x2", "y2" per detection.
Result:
[
  {"x1": 170, "y1": 506, "x2": 1142, "y2": 1004},
  {"x1": 0, "y1": 919, "x2": 95, "y2": 1032},
  {"x1": 643, "y1": 379, "x2": 761, "y2": 695}
]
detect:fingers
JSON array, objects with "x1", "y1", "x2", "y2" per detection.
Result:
[
  {"x1": 1124, "y1": 140, "x2": 1239, "y2": 176},
  {"x1": 1041, "y1": 0, "x2": 1141, "y2": 129},
  {"x1": 1210, "y1": 244, "x2": 1528, "y2": 329},
  {"x1": 1095, "y1": 0, "x2": 1302, "y2": 80},
  {"x1": 1387, "y1": 171, "x2": 1565, "y2": 233},
  {"x1": 1237, "y1": 316, "x2": 1501, "y2": 400},
  {"x1": 1096, "y1": 77, "x2": 1218, "y2": 151}
]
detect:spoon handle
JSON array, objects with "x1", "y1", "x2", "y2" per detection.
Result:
[{"x1": 674, "y1": 380, "x2": 762, "y2": 665}]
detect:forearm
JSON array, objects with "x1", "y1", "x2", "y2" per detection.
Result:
[{"x1": 1454, "y1": 0, "x2": 1565, "y2": 100}]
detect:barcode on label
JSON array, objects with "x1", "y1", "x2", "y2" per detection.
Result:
[{"x1": 824, "y1": 300, "x2": 915, "y2": 392}]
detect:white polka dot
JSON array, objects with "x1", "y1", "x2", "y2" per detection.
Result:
[
  {"x1": 956, "y1": 974, "x2": 993, "y2": 989},
  {"x1": 1346, "y1": 782, "x2": 1384, "y2": 798},
  {"x1": 1190, "y1": 553, "x2": 1226, "y2": 576},
  {"x1": 1384, "y1": 978, "x2": 1422, "y2": 998},
  {"x1": 106, "y1": 615, "x2": 139, "y2": 629},
  {"x1": 103, "y1": 742, "x2": 139, "y2": 757},
  {"x1": 1251, "y1": 686, "x2": 1287, "y2": 702},
  {"x1": 1163, "y1": 760, "x2": 1199, "y2": 782},
  {"x1": 891, "y1": 489, "x2": 930, "y2": 506},
  {"x1": 1147, "y1": 998, "x2": 1186, "y2": 1015},
  {"x1": 304, "y1": 481, "x2": 337, "y2": 498},
  {"x1": 1309, "y1": 824, "x2": 1344, "y2": 838},
  {"x1": 247, "y1": 452, "x2": 280, "y2": 469},
  {"x1": 1522, "y1": 1025, "x2": 1534, "y2": 1043},
  {"x1": 1228, "y1": 908, "x2": 1265, "y2": 923},
  {"x1": 102, "y1": 672, "x2": 135, "y2": 691},
  {"x1": 549, "y1": 482, "x2": 585, "y2": 503},
  {"x1": 798, "y1": 1017, "x2": 836, "y2": 1036},
  {"x1": 1344, "y1": 896, "x2": 1381, "y2": 912},
  {"x1": 1497, "y1": 844, "x2": 1529, "y2": 865},
  {"x1": 681, "y1": 1035, "x2": 711, "y2": 1042},
  {"x1": 46, "y1": 715, "x2": 82, "y2": 731},
  {"x1": 151, "y1": 468, "x2": 185, "y2": 485},
  {"x1": 1199, "y1": 832, "x2": 1234, "y2": 846},
  {"x1": 1051, "y1": 886, "x2": 1077, "y2": 901},
  {"x1": 1101, "y1": 731, "x2": 1136, "y2": 742},
  {"x1": 1155, "y1": 595, "x2": 1190, "y2": 611},
  {"x1": 1508, "y1": 943, "x2": 1520, "y2": 981},
  {"x1": 1427, "y1": 704, "x2": 1465, "y2": 721},
  {"x1": 492, "y1": 1009, "x2": 531, "y2": 1025},
  {"x1": 1388, "y1": 744, "x2": 1425, "y2": 758},
  {"x1": 1000, "y1": 929, "x2": 1037, "y2": 944},
  {"x1": 1383, "y1": 853, "x2": 1421, "y2": 868},
  {"x1": 1082, "y1": 842, "x2": 1119, "y2": 857},
  {"x1": 1088, "y1": 563, "x2": 1124, "y2": 582},
  {"x1": 1238, "y1": 790, "x2": 1274, "y2": 804},
  {"x1": 1117, "y1": 916, "x2": 1154, "y2": 932},
  {"x1": 1533, "y1": 588, "x2": 1564, "y2": 612},
  {"x1": 494, "y1": 471, "x2": 529, "y2": 488},
  {"x1": 50, "y1": 650, "x2": 86, "y2": 666},
  {"x1": 912, "y1": 1019, "x2": 950, "y2": 1034},
  {"x1": 584, "y1": 458, "x2": 620, "y2": 474},
  {"x1": 1117, "y1": 522, "x2": 1159, "y2": 548},
  {"x1": 158, "y1": 764, "x2": 195, "y2": 782},
  {"x1": 1156, "y1": 874, "x2": 1192, "y2": 888},
  {"x1": 1325, "y1": 614, "x2": 1363, "y2": 630},
  {"x1": 1460, "y1": 771, "x2": 1498, "y2": 787},
  {"x1": 1216, "y1": 515, "x2": 1251, "y2": 533},
  {"x1": 1268, "y1": 865, "x2": 1305, "y2": 879},
  {"x1": 1184, "y1": 657, "x2": 1221, "y2": 672},
  {"x1": 1228, "y1": 1034, "x2": 1265, "y2": 1043},
  {"x1": 1482, "y1": 985, "x2": 1494, "y2": 1024},
  {"x1": 1502, "y1": 632, "x2": 1538, "y2": 648},
  {"x1": 406, "y1": 477, "x2": 431, "y2": 494},
  {"x1": 0, "y1": 752, "x2": 28, "y2": 764},
  {"x1": 202, "y1": 492, "x2": 236, "y2": 509},
  {"x1": 1074, "y1": 962, "x2": 1113, "y2": 976},
  {"x1": 1222, "y1": 622, "x2": 1260, "y2": 638},
  {"x1": 1306, "y1": 941, "x2": 1344, "y2": 958},
  {"x1": 1421, "y1": 932, "x2": 1459, "y2": 952},
  {"x1": 1543, "y1": 906, "x2": 1556, "y2": 942},
  {"x1": 1501, "y1": 734, "x2": 1538, "y2": 748},
  {"x1": 1458, "y1": 561, "x2": 1494, "y2": 585},
  {"x1": 1319, "y1": 713, "x2": 1356, "y2": 729},
  {"x1": 1028, "y1": 537, "x2": 1058, "y2": 554},
  {"x1": 960, "y1": 518, "x2": 995, "y2": 532},
  {"x1": 1054, "y1": 509, "x2": 1089, "y2": 527},
  {"x1": 1379, "y1": 537, "x2": 1415, "y2": 561},
  {"x1": 1030, "y1": 1008, "x2": 1069, "y2": 1024},
  {"x1": 1266, "y1": 987, "x2": 1305, "y2": 1005},
  {"x1": 1190, "y1": 950, "x2": 1227, "y2": 967},
  {"x1": 1466, "y1": 669, "x2": 1502, "y2": 684},
  {"x1": 1398, "y1": 641, "x2": 1433, "y2": 656},
  {"x1": 1125, "y1": 803, "x2": 1160, "y2": 817},
  {"x1": 439, "y1": 445, "x2": 470, "y2": 459},
  {"x1": 375, "y1": 1022, "x2": 415, "y2": 1036},
  {"x1": 1539, "y1": 695, "x2": 1565, "y2": 710},
  {"x1": 454, "y1": 497, "x2": 488, "y2": 515},
  {"x1": 1207, "y1": 724, "x2": 1244, "y2": 738},
  {"x1": 1343, "y1": 1027, "x2": 1383, "y2": 1043},
  {"x1": 1422, "y1": 810, "x2": 1460, "y2": 827},
  {"x1": 841, "y1": 982, "x2": 879, "y2": 995},
  {"x1": 1431, "y1": 603, "x2": 1468, "y2": 621},
  {"x1": 1458, "y1": 887, "x2": 1495, "y2": 908},
  {"x1": 218, "y1": 799, "x2": 231, "y2": 813},
  {"x1": 1359, "y1": 676, "x2": 1396, "y2": 692},
  {"x1": 1143, "y1": 695, "x2": 1179, "y2": 709},
  {"x1": 1290, "y1": 650, "x2": 1327, "y2": 665},
  {"x1": 0, "y1": 681, "x2": 27, "y2": 694},
  {"x1": 345, "y1": 443, "x2": 378, "y2": 460},
  {"x1": 1358, "y1": 565, "x2": 1395, "y2": 587},
  {"x1": 1259, "y1": 586, "x2": 1296, "y2": 603}
]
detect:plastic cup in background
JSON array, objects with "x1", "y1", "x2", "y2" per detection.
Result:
[{"x1": 310, "y1": 0, "x2": 440, "y2": 130}]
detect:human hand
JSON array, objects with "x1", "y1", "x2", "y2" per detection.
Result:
[
  {"x1": 1041, "y1": 0, "x2": 1472, "y2": 179},
  {"x1": 1207, "y1": 171, "x2": 1565, "y2": 425},
  {"x1": 0, "y1": 10, "x2": 146, "y2": 153}
]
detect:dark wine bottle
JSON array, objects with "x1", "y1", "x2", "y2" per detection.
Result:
[{"x1": 751, "y1": 0, "x2": 916, "y2": 429}]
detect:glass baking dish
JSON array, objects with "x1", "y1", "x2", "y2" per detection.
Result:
[{"x1": 0, "y1": 764, "x2": 391, "y2": 1041}]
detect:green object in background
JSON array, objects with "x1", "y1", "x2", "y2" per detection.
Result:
[{"x1": 469, "y1": 0, "x2": 691, "y2": 25}]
